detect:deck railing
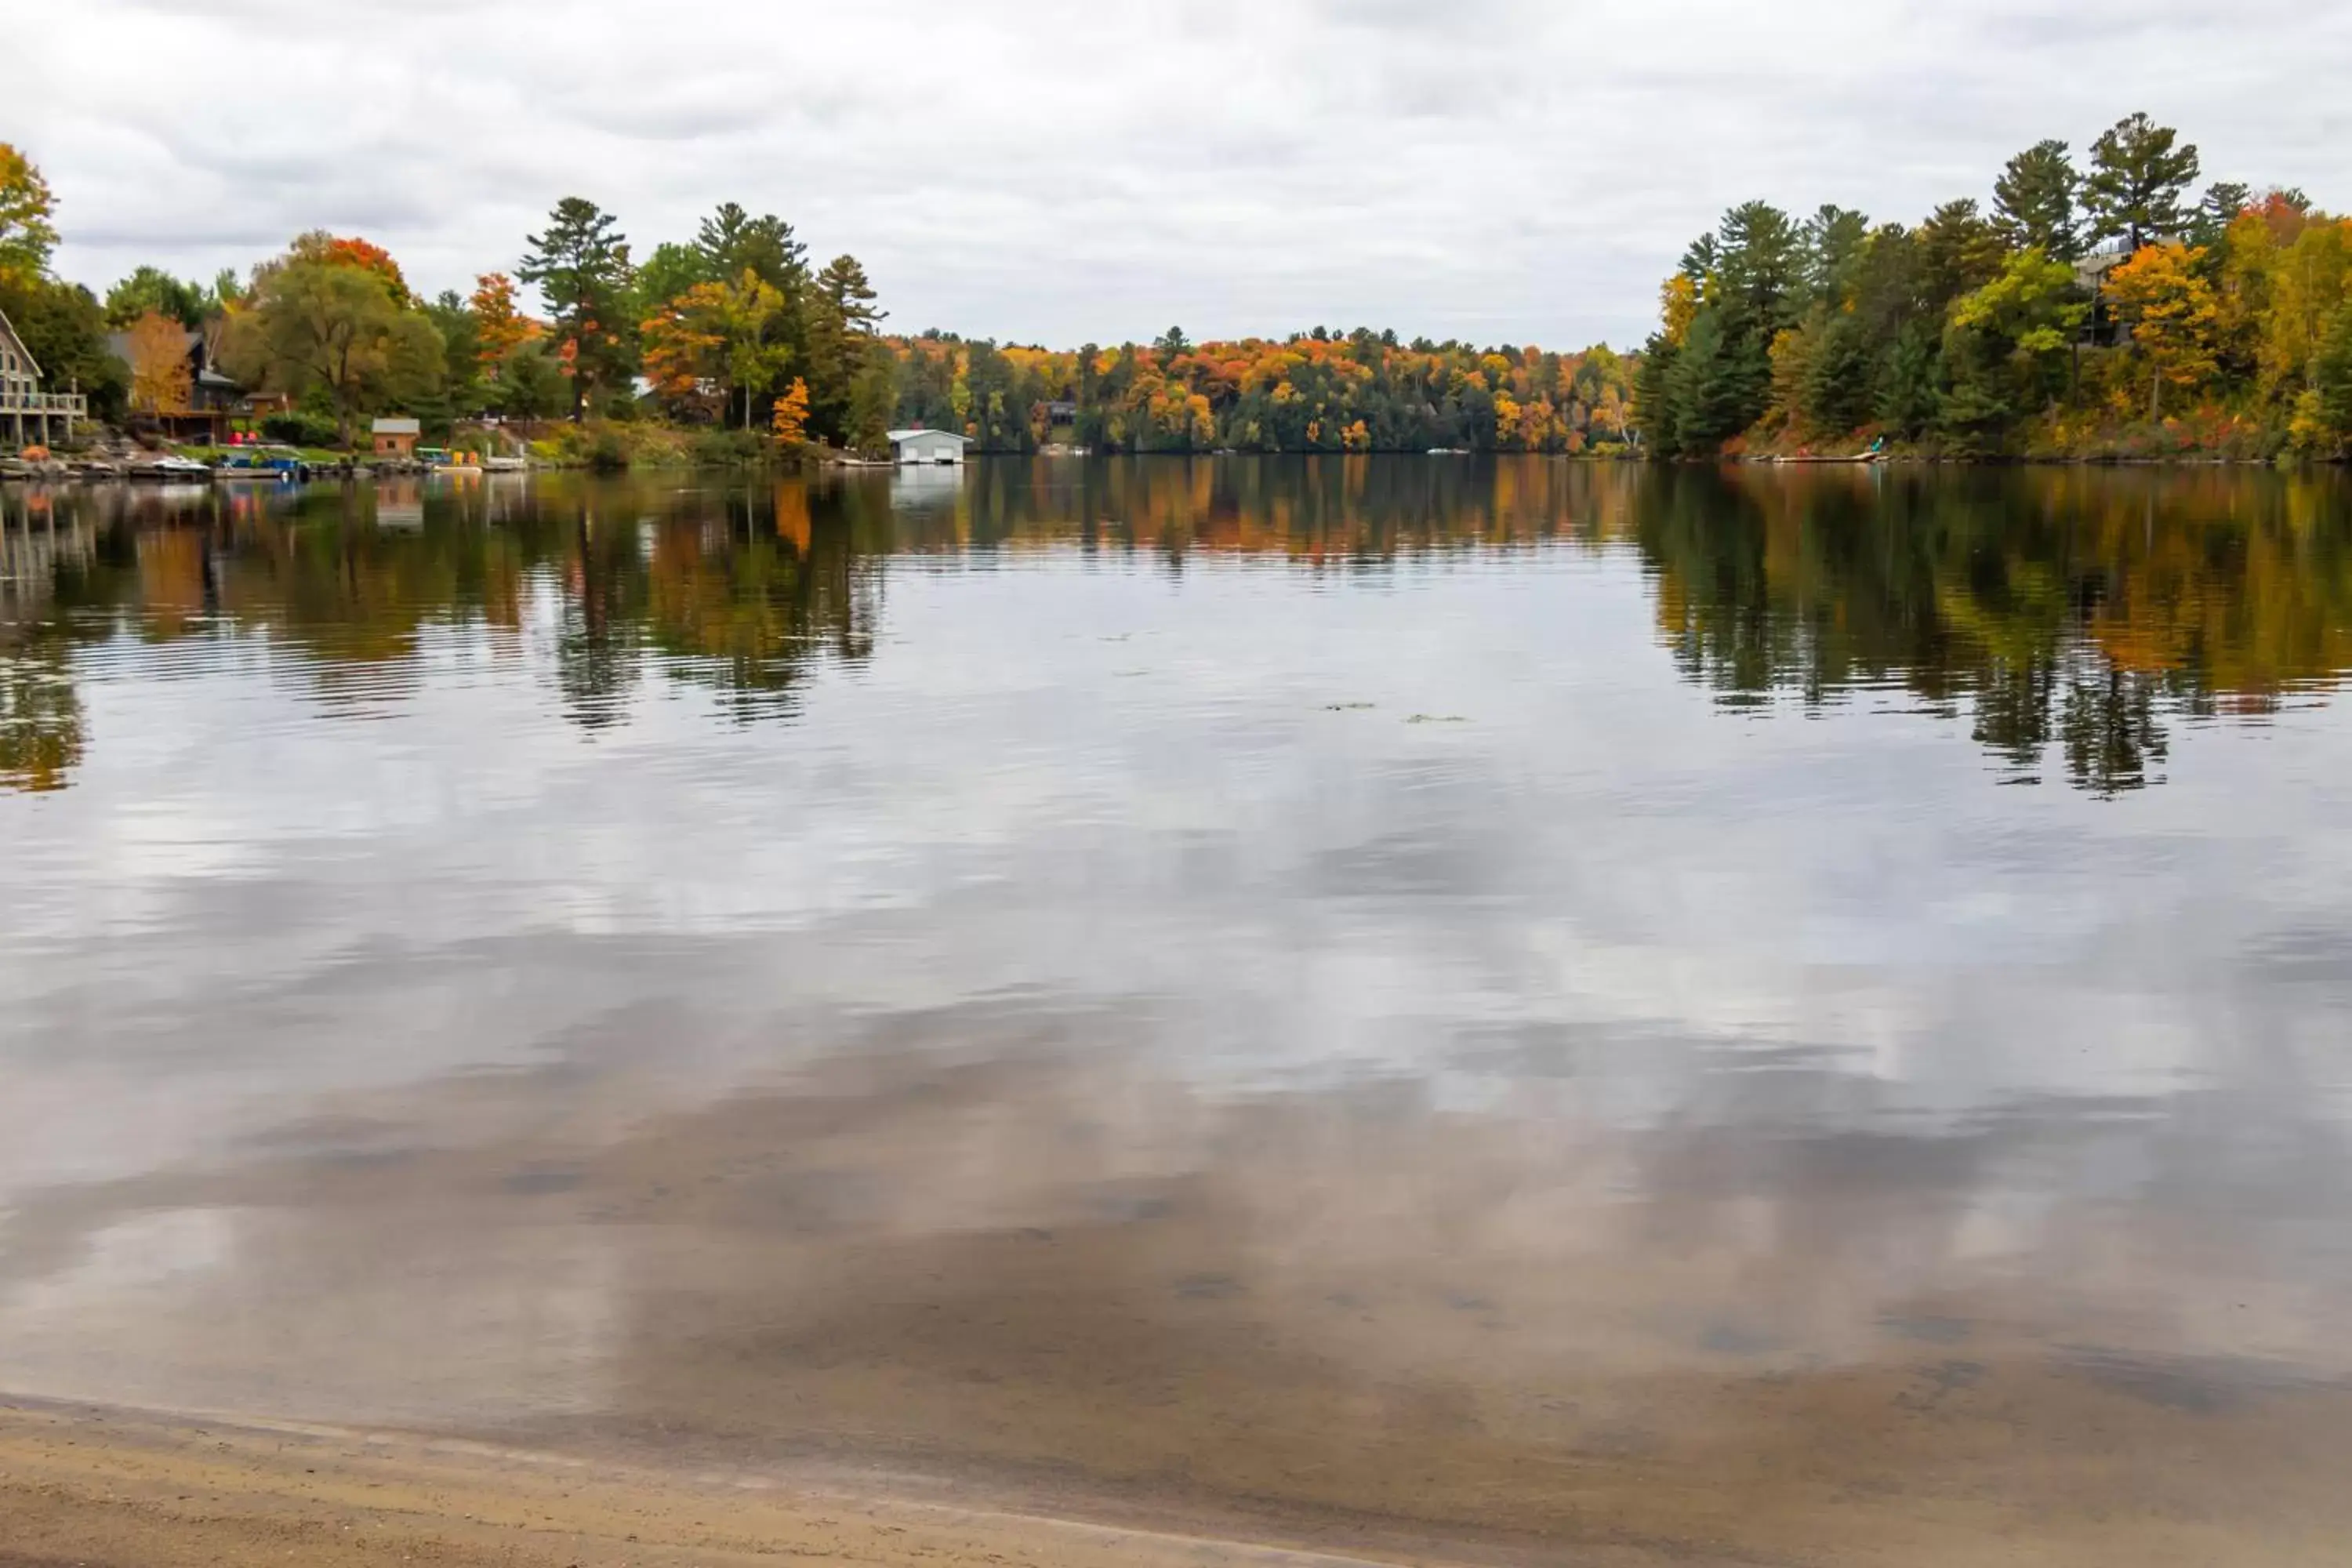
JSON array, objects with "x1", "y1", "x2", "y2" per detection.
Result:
[{"x1": 0, "y1": 389, "x2": 90, "y2": 416}]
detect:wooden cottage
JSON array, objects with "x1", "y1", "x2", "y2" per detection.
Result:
[{"x1": 372, "y1": 417, "x2": 421, "y2": 457}]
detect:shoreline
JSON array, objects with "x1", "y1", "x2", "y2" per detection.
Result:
[
  {"x1": 5, "y1": 450, "x2": 2346, "y2": 487},
  {"x1": 0, "y1": 1396, "x2": 1613, "y2": 1568}
]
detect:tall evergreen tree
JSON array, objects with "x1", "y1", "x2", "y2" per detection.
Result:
[
  {"x1": 1664, "y1": 307, "x2": 1762, "y2": 453},
  {"x1": 804, "y1": 255, "x2": 886, "y2": 445},
  {"x1": 1992, "y1": 140, "x2": 2082, "y2": 260},
  {"x1": 815, "y1": 255, "x2": 882, "y2": 332},
  {"x1": 1677, "y1": 234, "x2": 1719, "y2": 281},
  {"x1": 519, "y1": 197, "x2": 634, "y2": 421},
  {"x1": 1802, "y1": 309, "x2": 1875, "y2": 433},
  {"x1": 1633, "y1": 331, "x2": 1677, "y2": 454},
  {"x1": 2187, "y1": 182, "x2": 2253, "y2": 250},
  {"x1": 2082, "y1": 113, "x2": 2200, "y2": 252},
  {"x1": 1715, "y1": 201, "x2": 1804, "y2": 328},
  {"x1": 696, "y1": 203, "x2": 809, "y2": 296},
  {"x1": 1915, "y1": 200, "x2": 2006, "y2": 312},
  {"x1": 1804, "y1": 205, "x2": 1871, "y2": 305}
]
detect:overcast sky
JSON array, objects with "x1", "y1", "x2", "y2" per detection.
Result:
[{"x1": 11, "y1": 0, "x2": 2349, "y2": 349}]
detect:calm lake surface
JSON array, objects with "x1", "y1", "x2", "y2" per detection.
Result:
[{"x1": 5, "y1": 459, "x2": 2352, "y2": 1562}]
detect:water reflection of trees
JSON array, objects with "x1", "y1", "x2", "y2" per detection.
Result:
[
  {"x1": 1629, "y1": 466, "x2": 2352, "y2": 793},
  {"x1": 5, "y1": 463, "x2": 2350, "y2": 794},
  {"x1": 0, "y1": 476, "x2": 890, "y2": 784},
  {"x1": 0, "y1": 633, "x2": 82, "y2": 792},
  {"x1": 1, "y1": 487, "x2": 98, "y2": 792}
]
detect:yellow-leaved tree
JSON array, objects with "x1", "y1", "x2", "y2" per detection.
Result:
[
  {"x1": 124, "y1": 310, "x2": 192, "y2": 414},
  {"x1": 0, "y1": 143, "x2": 58, "y2": 284},
  {"x1": 2106, "y1": 242, "x2": 2220, "y2": 419},
  {"x1": 1658, "y1": 274, "x2": 1699, "y2": 349}
]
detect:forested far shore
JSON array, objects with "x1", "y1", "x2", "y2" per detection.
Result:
[
  {"x1": 0, "y1": 143, "x2": 1635, "y2": 463},
  {"x1": 1639, "y1": 113, "x2": 2352, "y2": 461},
  {"x1": 4, "y1": 114, "x2": 2350, "y2": 466}
]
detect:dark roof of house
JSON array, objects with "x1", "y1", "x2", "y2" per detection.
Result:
[{"x1": 105, "y1": 327, "x2": 249, "y2": 395}]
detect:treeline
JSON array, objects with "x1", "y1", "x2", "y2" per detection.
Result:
[
  {"x1": 13, "y1": 119, "x2": 2349, "y2": 463},
  {"x1": 3, "y1": 143, "x2": 1634, "y2": 456},
  {"x1": 882, "y1": 328, "x2": 1638, "y2": 454},
  {"x1": 1636, "y1": 113, "x2": 2352, "y2": 459},
  {"x1": 197, "y1": 200, "x2": 898, "y2": 452},
  {"x1": 0, "y1": 144, "x2": 898, "y2": 452}
]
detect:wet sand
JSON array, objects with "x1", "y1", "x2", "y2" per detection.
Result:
[
  {"x1": 0, "y1": 1398, "x2": 1457, "y2": 1568},
  {"x1": 7, "y1": 1359, "x2": 2350, "y2": 1568}
]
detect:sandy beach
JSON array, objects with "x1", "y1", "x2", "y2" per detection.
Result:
[{"x1": 1, "y1": 1397, "x2": 1495, "y2": 1568}]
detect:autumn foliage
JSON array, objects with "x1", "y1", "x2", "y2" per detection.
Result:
[
  {"x1": 880, "y1": 332, "x2": 1637, "y2": 455},
  {"x1": 469, "y1": 273, "x2": 537, "y2": 372},
  {"x1": 770, "y1": 378, "x2": 811, "y2": 446},
  {"x1": 0, "y1": 140, "x2": 59, "y2": 283},
  {"x1": 1639, "y1": 112, "x2": 2352, "y2": 457},
  {"x1": 2106, "y1": 243, "x2": 2220, "y2": 418},
  {"x1": 123, "y1": 310, "x2": 191, "y2": 413},
  {"x1": 289, "y1": 232, "x2": 412, "y2": 304}
]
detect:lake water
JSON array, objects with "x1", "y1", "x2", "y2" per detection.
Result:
[{"x1": 5, "y1": 459, "x2": 2352, "y2": 1563}]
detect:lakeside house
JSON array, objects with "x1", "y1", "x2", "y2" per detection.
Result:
[
  {"x1": 103, "y1": 323, "x2": 283, "y2": 441},
  {"x1": 889, "y1": 427, "x2": 969, "y2": 466},
  {"x1": 2073, "y1": 238, "x2": 2138, "y2": 350},
  {"x1": 372, "y1": 418, "x2": 421, "y2": 457},
  {"x1": 2, "y1": 303, "x2": 89, "y2": 450}
]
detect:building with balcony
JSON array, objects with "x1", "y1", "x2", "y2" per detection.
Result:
[{"x1": 2, "y1": 303, "x2": 88, "y2": 450}]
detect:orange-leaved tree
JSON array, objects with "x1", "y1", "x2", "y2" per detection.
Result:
[
  {"x1": 2107, "y1": 242, "x2": 2220, "y2": 419},
  {"x1": 282, "y1": 232, "x2": 412, "y2": 305},
  {"x1": 642, "y1": 272, "x2": 789, "y2": 426},
  {"x1": 470, "y1": 273, "x2": 536, "y2": 376},
  {"x1": 640, "y1": 284, "x2": 728, "y2": 417},
  {"x1": 771, "y1": 377, "x2": 811, "y2": 446}
]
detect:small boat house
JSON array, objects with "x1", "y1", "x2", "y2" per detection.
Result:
[
  {"x1": 888, "y1": 428, "x2": 969, "y2": 466},
  {"x1": 372, "y1": 417, "x2": 421, "y2": 457}
]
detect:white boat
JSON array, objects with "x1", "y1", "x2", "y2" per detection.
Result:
[{"x1": 131, "y1": 456, "x2": 212, "y2": 481}]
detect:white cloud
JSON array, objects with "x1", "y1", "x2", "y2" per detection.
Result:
[{"x1": 8, "y1": 0, "x2": 2350, "y2": 347}]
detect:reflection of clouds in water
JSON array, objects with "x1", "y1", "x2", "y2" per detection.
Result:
[
  {"x1": 4, "y1": 547, "x2": 2352, "y2": 1203},
  {"x1": 5, "y1": 474, "x2": 2351, "y2": 1554}
]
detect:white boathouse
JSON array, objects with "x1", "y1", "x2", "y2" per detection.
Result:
[{"x1": 888, "y1": 428, "x2": 969, "y2": 466}]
